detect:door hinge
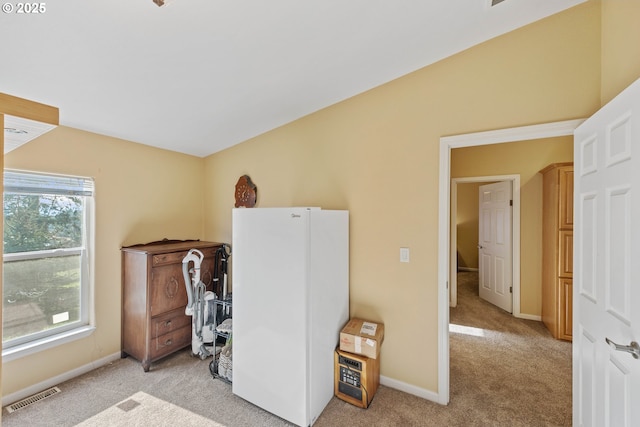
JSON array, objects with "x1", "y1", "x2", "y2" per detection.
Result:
[
  {"x1": 510, "y1": 200, "x2": 513, "y2": 206},
  {"x1": 510, "y1": 286, "x2": 513, "y2": 293}
]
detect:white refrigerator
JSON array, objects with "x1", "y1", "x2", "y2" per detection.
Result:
[{"x1": 232, "y1": 207, "x2": 349, "y2": 427}]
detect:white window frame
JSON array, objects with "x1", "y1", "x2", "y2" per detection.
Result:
[{"x1": 2, "y1": 170, "x2": 95, "y2": 362}]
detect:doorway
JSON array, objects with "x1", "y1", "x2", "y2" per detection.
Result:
[
  {"x1": 436, "y1": 119, "x2": 584, "y2": 405},
  {"x1": 450, "y1": 176, "x2": 520, "y2": 314}
]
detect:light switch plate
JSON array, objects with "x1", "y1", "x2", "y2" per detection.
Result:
[{"x1": 400, "y1": 247, "x2": 410, "y2": 263}]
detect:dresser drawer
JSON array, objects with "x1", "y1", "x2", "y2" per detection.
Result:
[
  {"x1": 153, "y1": 251, "x2": 188, "y2": 267},
  {"x1": 151, "y1": 308, "x2": 191, "y2": 339},
  {"x1": 152, "y1": 246, "x2": 220, "y2": 267},
  {"x1": 150, "y1": 264, "x2": 189, "y2": 316},
  {"x1": 150, "y1": 325, "x2": 191, "y2": 360}
]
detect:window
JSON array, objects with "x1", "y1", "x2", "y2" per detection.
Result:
[{"x1": 3, "y1": 170, "x2": 94, "y2": 354}]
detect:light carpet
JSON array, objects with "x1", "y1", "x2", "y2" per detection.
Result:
[
  {"x1": 3, "y1": 271, "x2": 571, "y2": 426},
  {"x1": 74, "y1": 391, "x2": 221, "y2": 427}
]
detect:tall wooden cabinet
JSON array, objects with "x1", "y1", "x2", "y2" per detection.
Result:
[
  {"x1": 121, "y1": 240, "x2": 225, "y2": 371},
  {"x1": 540, "y1": 163, "x2": 573, "y2": 341}
]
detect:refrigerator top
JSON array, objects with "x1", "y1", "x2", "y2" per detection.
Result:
[{"x1": 232, "y1": 207, "x2": 321, "y2": 210}]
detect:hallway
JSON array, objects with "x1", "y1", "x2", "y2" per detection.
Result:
[{"x1": 449, "y1": 271, "x2": 572, "y2": 426}]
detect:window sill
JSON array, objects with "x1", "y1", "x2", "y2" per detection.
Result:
[{"x1": 2, "y1": 325, "x2": 96, "y2": 363}]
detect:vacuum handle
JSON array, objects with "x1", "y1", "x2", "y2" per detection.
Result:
[{"x1": 182, "y1": 248, "x2": 205, "y2": 314}]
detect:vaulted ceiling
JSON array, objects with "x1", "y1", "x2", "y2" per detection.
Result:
[{"x1": 1, "y1": 0, "x2": 585, "y2": 157}]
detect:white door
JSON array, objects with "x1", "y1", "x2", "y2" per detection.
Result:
[
  {"x1": 478, "y1": 181, "x2": 513, "y2": 313},
  {"x1": 573, "y1": 78, "x2": 640, "y2": 427}
]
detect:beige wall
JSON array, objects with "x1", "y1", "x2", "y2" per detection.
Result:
[
  {"x1": 2, "y1": 126, "x2": 205, "y2": 396},
  {"x1": 455, "y1": 183, "x2": 481, "y2": 270},
  {"x1": 204, "y1": 3, "x2": 601, "y2": 392},
  {"x1": 601, "y1": 0, "x2": 640, "y2": 104},
  {"x1": 452, "y1": 137, "x2": 574, "y2": 316}
]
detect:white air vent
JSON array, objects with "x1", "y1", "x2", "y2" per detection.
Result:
[{"x1": 5, "y1": 387, "x2": 61, "y2": 413}]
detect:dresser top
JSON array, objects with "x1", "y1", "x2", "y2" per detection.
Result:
[{"x1": 121, "y1": 239, "x2": 224, "y2": 255}]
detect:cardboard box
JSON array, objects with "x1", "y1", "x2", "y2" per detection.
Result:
[{"x1": 339, "y1": 318, "x2": 384, "y2": 359}]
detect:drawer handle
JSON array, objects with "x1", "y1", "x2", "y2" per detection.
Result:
[
  {"x1": 164, "y1": 339, "x2": 173, "y2": 346},
  {"x1": 165, "y1": 320, "x2": 172, "y2": 328}
]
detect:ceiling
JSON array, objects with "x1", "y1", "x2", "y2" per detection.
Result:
[{"x1": 1, "y1": 0, "x2": 585, "y2": 157}]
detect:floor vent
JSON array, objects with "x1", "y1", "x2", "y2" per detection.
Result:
[{"x1": 5, "y1": 387, "x2": 61, "y2": 413}]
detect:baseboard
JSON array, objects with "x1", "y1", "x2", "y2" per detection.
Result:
[
  {"x1": 2, "y1": 351, "x2": 122, "y2": 407},
  {"x1": 515, "y1": 312, "x2": 541, "y2": 321},
  {"x1": 380, "y1": 375, "x2": 444, "y2": 405},
  {"x1": 457, "y1": 267, "x2": 478, "y2": 272},
  {"x1": 2, "y1": 354, "x2": 445, "y2": 409}
]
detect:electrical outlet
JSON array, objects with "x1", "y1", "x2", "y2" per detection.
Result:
[{"x1": 400, "y1": 247, "x2": 410, "y2": 263}]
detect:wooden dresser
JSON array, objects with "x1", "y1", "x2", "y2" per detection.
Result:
[
  {"x1": 121, "y1": 240, "x2": 225, "y2": 371},
  {"x1": 540, "y1": 163, "x2": 573, "y2": 341}
]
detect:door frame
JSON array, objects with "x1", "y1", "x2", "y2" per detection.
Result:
[
  {"x1": 450, "y1": 175, "x2": 520, "y2": 315},
  {"x1": 436, "y1": 118, "x2": 585, "y2": 405}
]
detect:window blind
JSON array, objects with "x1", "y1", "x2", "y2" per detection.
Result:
[{"x1": 4, "y1": 170, "x2": 94, "y2": 196}]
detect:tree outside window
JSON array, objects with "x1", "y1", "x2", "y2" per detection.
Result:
[{"x1": 2, "y1": 171, "x2": 93, "y2": 348}]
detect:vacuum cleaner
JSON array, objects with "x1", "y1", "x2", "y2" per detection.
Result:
[
  {"x1": 182, "y1": 248, "x2": 215, "y2": 359},
  {"x1": 182, "y1": 245, "x2": 231, "y2": 360}
]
